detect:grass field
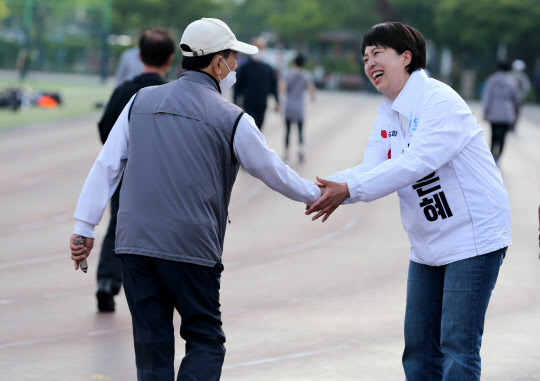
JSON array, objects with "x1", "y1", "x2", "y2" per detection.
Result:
[{"x1": 0, "y1": 71, "x2": 113, "y2": 131}]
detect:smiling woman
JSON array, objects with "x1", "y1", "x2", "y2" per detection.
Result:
[
  {"x1": 363, "y1": 46, "x2": 411, "y2": 100},
  {"x1": 361, "y1": 22, "x2": 426, "y2": 100},
  {"x1": 306, "y1": 21, "x2": 511, "y2": 381}
]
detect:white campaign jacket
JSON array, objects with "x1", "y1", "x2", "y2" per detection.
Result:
[{"x1": 329, "y1": 70, "x2": 511, "y2": 266}]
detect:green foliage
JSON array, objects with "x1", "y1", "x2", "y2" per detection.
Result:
[
  {"x1": 225, "y1": 0, "x2": 276, "y2": 40},
  {"x1": 389, "y1": 0, "x2": 437, "y2": 37},
  {"x1": 322, "y1": 55, "x2": 360, "y2": 75},
  {"x1": 1, "y1": 0, "x2": 539, "y2": 83},
  {"x1": 111, "y1": 0, "x2": 221, "y2": 35},
  {"x1": 380, "y1": 0, "x2": 540, "y2": 84},
  {"x1": 435, "y1": 0, "x2": 540, "y2": 51},
  {"x1": 267, "y1": 0, "x2": 327, "y2": 41},
  {"x1": 0, "y1": 1, "x2": 8, "y2": 19},
  {"x1": 227, "y1": 0, "x2": 377, "y2": 43}
]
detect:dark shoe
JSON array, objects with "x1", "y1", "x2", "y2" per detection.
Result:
[{"x1": 96, "y1": 279, "x2": 121, "y2": 312}]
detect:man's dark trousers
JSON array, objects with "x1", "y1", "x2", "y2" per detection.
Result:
[{"x1": 121, "y1": 255, "x2": 225, "y2": 381}]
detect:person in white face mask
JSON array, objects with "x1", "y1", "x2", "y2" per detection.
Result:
[
  {"x1": 69, "y1": 17, "x2": 322, "y2": 380},
  {"x1": 216, "y1": 55, "x2": 236, "y2": 92}
]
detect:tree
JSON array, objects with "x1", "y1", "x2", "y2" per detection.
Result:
[
  {"x1": 0, "y1": 1, "x2": 9, "y2": 20},
  {"x1": 435, "y1": 0, "x2": 540, "y2": 69},
  {"x1": 111, "y1": 0, "x2": 221, "y2": 34},
  {"x1": 227, "y1": 0, "x2": 378, "y2": 46}
]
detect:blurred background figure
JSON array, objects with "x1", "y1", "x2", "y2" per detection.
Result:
[
  {"x1": 95, "y1": 28, "x2": 176, "y2": 312},
  {"x1": 115, "y1": 46, "x2": 144, "y2": 87},
  {"x1": 534, "y1": 60, "x2": 540, "y2": 104},
  {"x1": 280, "y1": 54, "x2": 316, "y2": 163},
  {"x1": 510, "y1": 59, "x2": 531, "y2": 130},
  {"x1": 16, "y1": 48, "x2": 30, "y2": 81},
  {"x1": 482, "y1": 60, "x2": 519, "y2": 166},
  {"x1": 233, "y1": 36, "x2": 279, "y2": 130}
]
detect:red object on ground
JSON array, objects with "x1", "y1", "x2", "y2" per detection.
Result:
[{"x1": 37, "y1": 95, "x2": 59, "y2": 108}]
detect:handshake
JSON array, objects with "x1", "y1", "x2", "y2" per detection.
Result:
[{"x1": 305, "y1": 176, "x2": 350, "y2": 223}]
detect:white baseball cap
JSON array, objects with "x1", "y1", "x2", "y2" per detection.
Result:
[
  {"x1": 180, "y1": 18, "x2": 258, "y2": 57},
  {"x1": 512, "y1": 59, "x2": 526, "y2": 71}
]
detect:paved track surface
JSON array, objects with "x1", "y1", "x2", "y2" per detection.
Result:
[{"x1": 1, "y1": 91, "x2": 539, "y2": 380}]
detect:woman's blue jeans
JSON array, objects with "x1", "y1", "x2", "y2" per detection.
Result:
[{"x1": 402, "y1": 248, "x2": 506, "y2": 381}]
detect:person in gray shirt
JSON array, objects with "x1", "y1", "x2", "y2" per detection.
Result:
[
  {"x1": 482, "y1": 60, "x2": 519, "y2": 165},
  {"x1": 280, "y1": 54, "x2": 316, "y2": 163},
  {"x1": 115, "y1": 46, "x2": 144, "y2": 87}
]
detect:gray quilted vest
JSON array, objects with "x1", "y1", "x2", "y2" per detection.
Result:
[{"x1": 115, "y1": 70, "x2": 243, "y2": 268}]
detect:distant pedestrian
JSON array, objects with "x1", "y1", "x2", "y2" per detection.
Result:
[
  {"x1": 280, "y1": 54, "x2": 316, "y2": 162},
  {"x1": 233, "y1": 37, "x2": 279, "y2": 130},
  {"x1": 511, "y1": 59, "x2": 531, "y2": 104},
  {"x1": 95, "y1": 28, "x2": 176, "y2": 312},
  {"x1": 510, "y1": 59, "x2": 531, "y2": 130},
  {"x1": 16, "y1": 48, "x2": 30, "y2": 81},
  {"x1": 482, "y1": 60, "x2": 519, "y2": 164},
  {"x1": 533, "y1": 60, "x2": 540, "y2": 104},
  {"x1": 115, "y1": 46, "x2": 144, "y2": 87}
]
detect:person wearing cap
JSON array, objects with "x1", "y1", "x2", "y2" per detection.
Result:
[
  {"x1": 509, "y1": 59, "x2": 531, "y2": 131},
  {"x1": 69, "y1": 17, "x2": 321, "y2": 380}
]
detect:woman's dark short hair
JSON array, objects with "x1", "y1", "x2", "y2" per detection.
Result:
[
  {"x1": 361, "y1": 22, "x2": 426, "y2": 74},
  {"x1": 139, "y1": 29, "x2": 176, "y2": 67},
  {"x1": 181, "y1": 48, "x2": 231, "y2": 70}
]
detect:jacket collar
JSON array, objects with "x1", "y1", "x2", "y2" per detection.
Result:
[
  {"x1": 379, "y1": 69, "x2": 429, "y2": 118},
  {"x1": 392, "y1": 69, "x2": 429, "y2": 119},
  {"x1": 180, "y1": 70, "x2": 222, "y2": 93}
]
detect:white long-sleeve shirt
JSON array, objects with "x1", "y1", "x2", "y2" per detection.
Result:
[
  {"x1": 74, "y1": 96, "x2": 320, "y2": 238},
  {"x1": 329, "y1": 70, "x2": 511, "y2": 266}
]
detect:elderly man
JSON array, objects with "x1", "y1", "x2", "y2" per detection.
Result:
[{"x1": 70, "y1": 18, "x2": 320, "y2": 380}]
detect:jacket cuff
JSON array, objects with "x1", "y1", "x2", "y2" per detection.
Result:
[
  {"x1": 74, "y1": 221, "x2": 96, "y2": 239},
  {"x1": 346, "y1": 176, "x2": 364, "y2": 202}
]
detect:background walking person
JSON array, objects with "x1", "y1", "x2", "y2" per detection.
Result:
[
  {"x1": 482, "y1": 60, "x2": 519, "y2": 165},
  {"x1": 280, "y1": 54, "x2": 316, "y2": 162},
  {"x1": 509, "y1": 59, "x2": 531, "y2": 131},
  {"x1": 233, "y1": 37, "x2": 280, "y2": 130}
]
